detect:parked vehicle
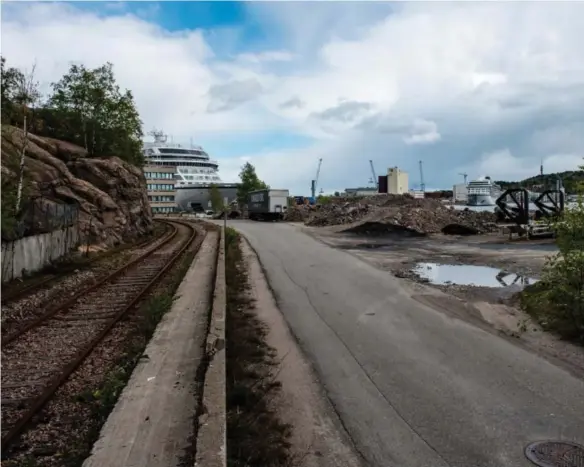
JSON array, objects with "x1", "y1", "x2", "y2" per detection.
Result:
[{"x1": 248, "y1": 189, "x2": 289, "y2": 221}]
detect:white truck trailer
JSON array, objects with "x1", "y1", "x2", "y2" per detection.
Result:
[{"x1": 248, "y1": 189, "x2": 289, "y2": 221}]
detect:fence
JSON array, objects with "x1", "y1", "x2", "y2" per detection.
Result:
[{"x1": 1, "y1": 197, "x2": 82, "y2": 282}]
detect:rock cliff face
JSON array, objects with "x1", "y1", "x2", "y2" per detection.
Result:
[{"x1": 1, "y1": 125, "x2": 152, "y2": 246}]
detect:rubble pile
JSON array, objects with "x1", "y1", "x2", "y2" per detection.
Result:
[
  {"x1": 305, "y1": 194, "x2": 498, "y2": 235},
  {"x1": 283, "y1": 206, "x2": 310, "y2": 222}
]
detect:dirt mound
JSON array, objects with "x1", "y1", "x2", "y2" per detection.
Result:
[
  {"x1": 305, "y1": 194, "x2": 498, "y2": 235},
  {"x1": 283, "y1": 206, "x2": 310, "y2": 222}
]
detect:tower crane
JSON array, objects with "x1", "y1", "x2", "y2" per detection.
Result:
[
  {"x1": 369, "y1": 160, "x2": 378, "y2": 189},
  {"x1": 311, "y1": 158, "x2": 323, "y2": 199},
  {"x1": 419, "y1": 160, "x2": 426, "y2": 192},
  {"x1": 458, "y1": 172, "x2": 468, "y2": 185}
]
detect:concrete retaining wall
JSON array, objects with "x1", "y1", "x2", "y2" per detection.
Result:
[{"x1": 1, "y1": 226, "x2": 80, "y2": 282}]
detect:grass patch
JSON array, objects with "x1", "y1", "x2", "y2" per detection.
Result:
[{"x1": 225, "y1": 227, "x2": 292, "y2": 467}]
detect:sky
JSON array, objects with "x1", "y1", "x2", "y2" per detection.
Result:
[{"x1": 2, "y1": 1, "x2": 584, "y2": 194}]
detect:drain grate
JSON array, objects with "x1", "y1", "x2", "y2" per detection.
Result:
[{"x1": 525, "y1": 441, "x2": 584, "y2": 467}]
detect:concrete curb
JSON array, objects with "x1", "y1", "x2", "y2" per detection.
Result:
[{"x1": 195, "y1": 226, "x2": 226, "y2": 467}]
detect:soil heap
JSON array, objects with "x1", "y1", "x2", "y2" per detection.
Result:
[
  {"x1": 1, "y1": 125, "x2": 152, "y2": 246},
  {"x1": 303, "y1": 194, "x2": 498, "y2": 235}
]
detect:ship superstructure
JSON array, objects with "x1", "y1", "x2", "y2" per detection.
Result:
[
  {"x1": 143, "y1": 129, "x2": 237, "y2": 211},
  {"x1": 466, "y1": 176, "x2": 502, "y2": 206}
]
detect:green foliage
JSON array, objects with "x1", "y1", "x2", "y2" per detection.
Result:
[
  {"x1": 209, "y1": 183, "x2": 225, "y2": 212},
  {"x1": 1, "y1": 57, "x2": 41, "y2": 125},
  {"x1": 521, "y1": 197, "x2": 584, "y2": 342},
  {"x1": 317, "y1": 194, "x2": 333, "y2": 205},
  {"x1": 236, "y1": 162, "x2": 268, "y2": 205},
  {"x1": 1, "y1": 56, "x2": 144, "y2": 166},
  {"x1": 49, "y1": 62, "x2": 144, "y2": 165},
  {"x1": 495, "y1": 168, "x2": 584, "y2": 195}
]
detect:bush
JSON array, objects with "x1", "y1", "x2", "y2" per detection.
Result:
[{"x1": 521, "y1": 197, "x2": 584, "y2": 342}]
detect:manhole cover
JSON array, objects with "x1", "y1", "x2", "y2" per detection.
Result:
[{"x1": 525, "y1": 441, "x2": 584, "y2": 467}]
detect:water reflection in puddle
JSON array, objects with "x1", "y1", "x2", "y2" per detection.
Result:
[{"x1": 413, "y1": 263, "x2": 538, "y2": 288}]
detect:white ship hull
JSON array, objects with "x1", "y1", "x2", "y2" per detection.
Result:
[{"x1": 467, "y1": 194, "x2": 497, "y2": 206}]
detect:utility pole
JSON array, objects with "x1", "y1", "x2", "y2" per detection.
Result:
[{"x1": 419, "y1": 160, "x2": 426, "y2": 192}]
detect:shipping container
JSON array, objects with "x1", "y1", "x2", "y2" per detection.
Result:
[{"x1": 248, "y1": 189, "x2": 290, "y2": 221}]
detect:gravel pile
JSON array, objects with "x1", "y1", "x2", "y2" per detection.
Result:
[
  {"x1": 305, "y1": 194, "x2": 498, "y2": 235},
  {"x1": 283, "y1": 206, "x2": 310, "y2": 222}
]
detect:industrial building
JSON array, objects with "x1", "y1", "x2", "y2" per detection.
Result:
[
  {"x1": 377, "y1": 166, "x2": 409, "y2": 195},
  {"x1": 144, "y1": 164, "x2": 177, "y2": 214},
  {"x1": 453, "y1": 183, "x2": 468, "y2": 203},
  {"x1": 387, "y1": 167, "x2": 409, "y2": 194}
]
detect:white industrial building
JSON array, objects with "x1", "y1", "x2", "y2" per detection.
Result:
[
  {"x1": 388, "y1": 167, "x2": 409, "y2": 194},
  {"x1": 453, "y1": 183, "x2": 468, "y2": 202}
]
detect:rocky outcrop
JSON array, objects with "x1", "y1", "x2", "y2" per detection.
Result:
[{"x1": 1, "y1": 125, "x2": 152, "y2": 245}]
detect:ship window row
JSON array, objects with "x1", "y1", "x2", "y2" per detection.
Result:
[
  {"x1": 468, "y1": 187, "x2": 490, "y2": 194},
  {"x1": 147, "y1": 160, "x2": 217, "y2": 168},
  {"x1": 144, "y1": 172, "x2": 174, "y2": 179},
  {"x1": 152, "y1": 206, "x2": 176, "y2": 213},
  {"x1": 181, "y1": 175, "x2": 221, "y2": 181},
  {"x1": 180, "y1": 168, "x2": 216, "y2": 174},
  {"x1": 158, "y1": 148, "x2": 208, "y2": 156},
  {"x1": 147, "y1": 184, "x2": 174, "y2": 191},
  {"x1": 148, "y1": 195, "x2": 175, "y2": 202}
]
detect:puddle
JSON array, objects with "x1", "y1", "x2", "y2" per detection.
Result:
[{"x1": 413, "y1": 263, "x2": 538, "y2": 288}]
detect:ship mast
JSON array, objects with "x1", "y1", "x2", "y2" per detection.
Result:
[{"x1": 148, "y1": 128, "x2": 168, "y2": 144}]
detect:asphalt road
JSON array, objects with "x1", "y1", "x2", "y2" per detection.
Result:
[{"x1": 227, "y1": 220, "x2": 584, "y2": 467}]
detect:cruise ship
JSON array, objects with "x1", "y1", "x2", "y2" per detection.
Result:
[
  {"x1": 466, "y1": 176, "x2": 502, "y2": 206},
  {"x1": 143, "y1": 130, "x2": 238, "y2": 211}
]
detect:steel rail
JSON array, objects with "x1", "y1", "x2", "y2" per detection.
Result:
[
  {"x1": 1, "y1": 220, "x2": 199, "y2": 451},
  {"x1": 1, "y1": 224, "x2": 165, "y2": 306},
  {"x1": 2, "y1": 221, "x2": 177, "y2": 346}
]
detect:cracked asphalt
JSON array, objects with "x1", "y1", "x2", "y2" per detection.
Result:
[{"x1": 225, "y1": 220, "x2": 584, "y2": 467}]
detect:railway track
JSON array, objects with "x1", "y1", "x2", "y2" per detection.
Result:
[
  {"x1": 1, "y1": 219, "x2": 200, "y2": 452},
  {"x1": 1, "y1": 220, "x2": 169, "y2": 307}
]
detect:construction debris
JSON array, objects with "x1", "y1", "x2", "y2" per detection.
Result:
[{"x1": 286, "y1": 194, "x2": 498, "y2": 235}]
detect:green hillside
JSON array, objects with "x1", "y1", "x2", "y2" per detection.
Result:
[{"x1": 495, "y1": 170, "x2": 584, "y2": 194}]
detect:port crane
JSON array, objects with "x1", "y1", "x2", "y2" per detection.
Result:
[
  {"x1": 419, "y1": 160, "x2": 426, "y2": 192},
  {"x1": 369, "y1": 160, "x2": 378, "y2": 189},
  {"x1": 311, "y1": 158, "x2": 323, "y2": 199},
  {"x1": 459, "y1": 172, "x2": 468, "y2": 185}
]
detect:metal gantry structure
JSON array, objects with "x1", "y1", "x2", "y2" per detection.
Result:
[{"x1": 458, "y1": 172, "x2": 468, "y2": 185}]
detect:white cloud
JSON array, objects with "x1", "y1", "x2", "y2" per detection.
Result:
[
  {"x1": 2, "y1": 1, "x2": 584, "y2": 194},
  {"x1": 403, "y1": 120, "x2": 441, "y2": 145},
  {"x1": 237, "y1": 50, "x2": 295, "y2": 63}
]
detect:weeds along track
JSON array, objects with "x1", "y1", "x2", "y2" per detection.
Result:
[
  {"x1": 0, "y1": 220, "x2": 201, "y2": 452},
  {"x1": 1, "y1": 220, "x2": 170, "y2": 307},
  {"x1": 1, "y1": 221, "x2": 173, "y2": 340}
]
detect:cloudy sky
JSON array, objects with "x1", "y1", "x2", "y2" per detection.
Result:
[{"x1": 2, "y1": 1, "x2": 584, "y2": 194}]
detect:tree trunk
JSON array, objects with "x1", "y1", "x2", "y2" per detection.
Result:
[{"x1": 15, "y1": 113, "x2": 27, "y2": 213}]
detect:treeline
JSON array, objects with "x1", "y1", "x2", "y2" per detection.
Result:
[
  {"x1": 495, "y1": 170, "x2": 584, "y2": 194},
  {"x1": 1, "y1": 56, "x2": 144, "y2": 166}
]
